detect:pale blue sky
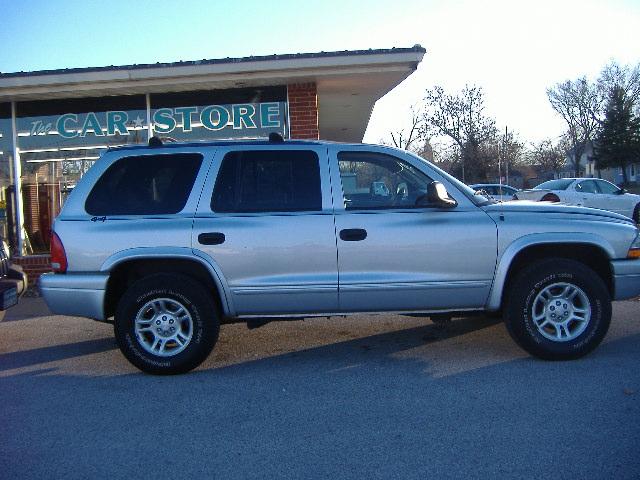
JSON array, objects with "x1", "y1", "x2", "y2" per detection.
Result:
[{"x1": 1, "y1": 0, "x2": 639, "y2": 145}]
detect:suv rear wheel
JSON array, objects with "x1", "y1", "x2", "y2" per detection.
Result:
[
  {"x1": 114, "y1": 273, "x2": 219, "y2": 374},
  {"x1": 504, "y1": 258, "x2": 611, "y2": 360}
]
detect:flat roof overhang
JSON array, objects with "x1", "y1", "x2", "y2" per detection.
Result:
[{"x1": 0, "y1": 47, "x2": 425, "y2": 142}]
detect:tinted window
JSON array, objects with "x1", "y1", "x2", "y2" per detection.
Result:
[
  {"x1": 211, "y1": 150, "x2": 321, "y2": 213},
  {"x1": 338, "y1": 152, "x2": 433, "y2": 209},
  {"x1": 534, "y1": 179, "x2": 574, "y2": 191},
  {"x1": 85, "y1": 153, "x2": 203, "y2": 215}
]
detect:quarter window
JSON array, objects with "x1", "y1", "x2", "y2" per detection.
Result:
[
  {"x1": 338, "y1": 152, "x2": 433, "y2": 209},
  {"x1": 211, "y1": 150, "x2": 322, "y2": 213},
  {"x1": 85, "y1": 153, "x2": 203, "y2": 215}
]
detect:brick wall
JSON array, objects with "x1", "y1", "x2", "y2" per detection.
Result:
[
  {"x1": 14, "y1": 255, "x2": 51, "y2": 288},
  {"x1": 287, "y1": 83, "x2": 319, "y2": 139}
]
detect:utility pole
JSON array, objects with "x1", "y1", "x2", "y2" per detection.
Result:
[{"x1": 504, "y1": 126, "x2": 509, "y2": 185}]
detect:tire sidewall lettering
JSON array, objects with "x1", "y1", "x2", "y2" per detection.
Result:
[
  {"x1": 506, "y1": 259, "x2": 611, "y2": 360},
  {"x1": 115, "y1": 273, "x2": 220, "y2": 374}
]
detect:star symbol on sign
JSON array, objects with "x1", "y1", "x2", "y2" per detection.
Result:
[{"x1": 132, "y1": 115, "x2": 145, "y2": 129}]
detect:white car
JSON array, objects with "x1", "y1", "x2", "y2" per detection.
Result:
[
  {"x1": 470, "y1": 183, "x2": 518, "y2": 202},
  {"x1": 514, "y1": 178, "x2": 640, "y2": 223}
]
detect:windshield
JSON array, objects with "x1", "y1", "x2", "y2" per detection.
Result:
[{"x1": 534, "y1": 179, "x2": 574, "y2": 191}]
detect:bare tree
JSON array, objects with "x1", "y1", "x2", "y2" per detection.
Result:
[
  {"x1": 597, "y1": 61, "x2": 640, "y2": 109},
  {"x1": 422, "y1": 85, "x2": 496, "y2": 182},
  {"x1": 529, "y1": 138, "x2": 566, "y2": 177},
  {"x1": 388, "y1": 106, "x2": 424, "y2": 152},
  {"x1": 547, "y1": 78, "x2": 600, "y2": 177}
]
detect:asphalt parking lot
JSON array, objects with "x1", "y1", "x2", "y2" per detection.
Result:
[{"x1": 1, "y1": 297, "x2": 639, "y2": 479}]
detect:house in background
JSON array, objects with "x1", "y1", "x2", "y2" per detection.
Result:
[
  {"x1": 561, "y1": 140, "x2": 639, "y2": 186},
  {"x1": 560, "y1": 141, "x2": 597, "y2": 179}
]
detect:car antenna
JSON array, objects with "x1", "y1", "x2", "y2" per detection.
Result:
[{"x1": 148, "y1": 136, "x2": 163, "y2": 147}]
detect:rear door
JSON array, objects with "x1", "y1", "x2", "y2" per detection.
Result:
[
  {"x1": 193, "y1": 146, "x2": 338, "y2": 316},
  {"x1": 330, "y1": 146, "x2": 497, "y2": 313}
]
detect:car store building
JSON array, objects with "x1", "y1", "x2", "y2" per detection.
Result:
[{"x1": 0, "y1": 46, "x2": 424, "y2": 282}]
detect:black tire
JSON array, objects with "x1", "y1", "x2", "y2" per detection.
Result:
[
  {"x1": 114, "y1": 273, "x2": 219, "y2": 374},
  {"x1": 633, "y1": 204, "x2": 640, "y2": 224},
  {"x1": 504, "y1": 258, "x2": 611, "y2": 360}
]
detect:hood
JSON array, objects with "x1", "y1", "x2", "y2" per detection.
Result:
[{"x1": 483, "y1": 200, "x2": 634, "y2": 223}]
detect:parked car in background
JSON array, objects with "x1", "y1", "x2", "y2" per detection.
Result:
[
  {"x1": 470, "y1": 183, "x2": 518, "y2": 202},
  {"x1": 514, "y1": 178, "x2": 640, "y2": 223}
]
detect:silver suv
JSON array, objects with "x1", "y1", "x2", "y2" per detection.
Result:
[{"x1": 40, "y1": 137, "x2": 640, "y2": 374}]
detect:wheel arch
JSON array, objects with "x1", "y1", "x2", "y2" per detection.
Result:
[
  {"x1": 487, "y1": 234, "x2": 614, "y2": 311},
  {"x1": 102, "y1": 248, "x2": 232, "y2": 319}
]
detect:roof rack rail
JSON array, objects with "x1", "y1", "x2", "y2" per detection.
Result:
[
  {"x1": 268, "y1": 132, "x2": 284, "y2": 143},
  {"x1": 148, "y1": 136, "x2": 163, "y2": 147}
]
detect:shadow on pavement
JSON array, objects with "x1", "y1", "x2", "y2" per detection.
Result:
[
  {"x1": 0, "y1": 328, "x2": 637, "y2": 480},
  {"x1": 0, "y1": 338, "x2": 117, "y2": 372}
]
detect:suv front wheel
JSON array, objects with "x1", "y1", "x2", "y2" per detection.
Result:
[
  {"x1": 504, "y1": 258, "x2": 611, "y2": 360},
  {"x1": 114, "y1": 273, "x2": 220, "y2": 374}
]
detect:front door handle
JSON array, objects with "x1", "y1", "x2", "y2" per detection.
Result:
[
  {"x1": 198, "y1": 232, "x2": 226, "y2": 245},
  {"x1": 340, "y1": 228, "x2": 367, "y2": 241}
]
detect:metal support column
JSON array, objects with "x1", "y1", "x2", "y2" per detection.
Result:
[
  {"x1": 146, "y1": 93, "x2": 153, "y2": 141},
  {"x1": 10, "y1": 102, "x2": 25, "y2": 256}
]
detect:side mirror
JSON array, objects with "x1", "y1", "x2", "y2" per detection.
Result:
[
  {"x1": 617, "y1": 188, "x2": 627, "y2": 195},
  {"x1": 425, "y1": 181, "x2": 457, "y2": 208}
]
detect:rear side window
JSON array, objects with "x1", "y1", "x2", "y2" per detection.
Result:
[
  {"x1": 211, "y1": 150, "x2": 321, "y2": 213},
  {"x1": 85, "y1": 153, "x2": 203, "y2": 215}
]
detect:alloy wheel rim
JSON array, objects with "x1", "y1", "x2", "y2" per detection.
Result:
[
  {"x1": 531, "y1": 282, "x2": 591, "y2": 342},
  {"x1": 134, "y1": 297, "x2": 193, "y2": 357}
]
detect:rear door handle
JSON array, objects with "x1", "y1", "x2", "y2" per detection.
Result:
[
  {"x1": 198, "y1": 232, "x2": 226, "y2": 245},
  {"x1": 340, "y1": 228, "x2": 367, "y2": 241}
]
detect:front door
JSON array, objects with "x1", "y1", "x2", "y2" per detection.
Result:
[
  {"x1": 193, "y1": 147, "x2": 338, "y2": 316},
  {"x1": 331, "y1": 148, "x2": 497, "y2": 313},
  {"x1": 593, "y1": 179, "x2": 633, "y2": 216}
]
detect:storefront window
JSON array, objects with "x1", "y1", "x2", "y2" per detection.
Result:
[
  {"x1": 150, "y1": 87, "x2": 288, "y2": 142},
  {"x1": 15, "y1": 95, "x2": 147, "y2": 254},
  {"x1": 7, "y1": 88, "x2": 290, "y2": 255},
  {"x1": 0, "y1": 103, "x2": 15, "y2": 252}
]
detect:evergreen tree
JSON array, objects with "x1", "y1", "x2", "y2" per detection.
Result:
[{"x1": 594, "y1": 86, "x2": 640, "y2": 186}]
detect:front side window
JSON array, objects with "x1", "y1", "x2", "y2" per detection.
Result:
[
  {"x1": 338, "y1": 152, "x2": 433, "y2": 210},
  {"x1": 85, "y1": 153, "x2": 203, "y2": 215},
  {"x1": 211, "y1": 150, "x2": 321, "y2": 213},
  {"x1": 576, "y1": 180, "x2": 598, "y2": 194},
  {"x1": 594, "y1": 180, "x2": 619, "y2": 194}
]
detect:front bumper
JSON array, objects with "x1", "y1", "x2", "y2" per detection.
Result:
[
  {"x1": 612, "y1": 259, "x2": 640, "y2": 300},
  {"x1": 39, "y1": 272, "x2": 109, "y2": 320}
]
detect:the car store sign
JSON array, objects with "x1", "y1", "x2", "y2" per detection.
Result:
[{"x1": 34, "y1": 102, "x2": 286, "y2": 138}]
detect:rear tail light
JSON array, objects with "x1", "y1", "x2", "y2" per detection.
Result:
[
  {"x1": 540, "y1": 193, "x2": 560, "y2": 202},
  {"x1": 50, "y1": 232, "x2": 67, "y2": 273}
]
